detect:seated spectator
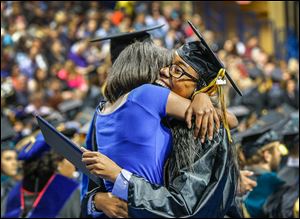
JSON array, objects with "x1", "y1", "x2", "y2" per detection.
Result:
[
  {"x1": 25, "y1": 91, "x2": 53, "y2": 117},
  {"x1": 238, "y1": 125, "x2": 287, "y2": 218},
  {"x1": 57, "y1": 60, "x2": 88, "y2": 92},
  {"x1": 3, "y1": 133, "x2": 81, "y2": 218},
  {"x1": 1, "y1": 142, "x2": 18, "y2": 217},
  {"x1": 263, "y1": 113, "x2": 299, "y2": 218}
]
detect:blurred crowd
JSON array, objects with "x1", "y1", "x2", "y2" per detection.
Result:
[{"x1": 1, "y1": 1, "x2": 299, "y2": 218}]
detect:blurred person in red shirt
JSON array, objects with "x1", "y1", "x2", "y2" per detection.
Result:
[{"x1": 57, "y1": 60, "x2": 88, "y2": 92}]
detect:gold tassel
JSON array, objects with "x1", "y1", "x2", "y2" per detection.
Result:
[
  {"x1": 219, "y1": 84, "x2": 232, "y2": 143},
  {"x1": 101, "y1": 81, "x2": 107, "y2": 97}
]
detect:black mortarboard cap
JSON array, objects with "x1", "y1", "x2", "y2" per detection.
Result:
[
  {"x1": 271, "y1": 68, "x2": 283, "y2": 82},
  {"x1": 277, "y1": 103, "x2": 297, "y2": 116},
  {"x1": 281, "y1": 113, "x2": 299, "y2": 149},
  {"x1": 241, "y1": 125, "x2": 281, "y2": 159},
  {"x1": 1, "y1": 140, "x2": 15, "y2": 152},
  {"x1": 14, "y1": 109, "x2": 34, "y2": 124},
  {"x1": 252, "y1": 110, "x2": 287, "y2": 130},
  {"x1": 177, "y1": 21, "x2": 242, "y2": 96},
  {"x1": 90, "y1": 24, "x2": 164, "y2": 63},
  {"x1": 233, "y1": 111, "x2": 287, "y2": 145},
  {"x1": 44, "y1": 111, "x2": 65, "y2": 128},
  {"x1": 58, "y1": 99, "x2": 83, "y2": 120},
  {"x1": 60, "y1": 121, "x2": 81, "y2": 138},
  {"x1": 248, "y1": 67, "x2": 263, "y2": 80}
]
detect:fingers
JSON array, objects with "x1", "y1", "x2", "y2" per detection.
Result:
[
  {"x1": 248, "y1": 179, "x2": 257, "y2": 188},
  {"x1": 213, "y1": 110, "x2": 220, "y2": 132},
  {"x1": 241, "y1": 170, "x2": 254, "y2": 177},
  {"x1": 239, "y1": 170, "x2": 257, "y2": 192},
  {"x1": 116, "y1": 198, "x2": 128, "y2": 212},
  {"x1": 243, "y1": 175, "x2": 257, "y2": 188},
  {"x1": 115, "y1": 209, "x2": 128, "y2": 218},
  {"x1": 194, "y1": 110, "x2": 204, "y2": 139},
  {"x1": 82, "y1": 151, "x2": 101, "y2": 158},
  {"x1": 86, "y1": 163, "x2": 105, "y2": 174},
  {"x1": 80, "y1": 147, "x2": 89, "y2": 152},
  {"x1": 244, "y1": 183, "x2": 255, "y2": 192},
  {"x1": 114, "y1": 214, "x2": 126, "y2": 218},
  {"x1": 119, "y1": 202, "x2": 128, "y2": 212},
  {"x1": 207, "y1": 111, "x2": 214, "y2": 141},
  {"x1": 200, "y1": 109, "x2": 210, "y2": 143},
  {"x1": 86, "y1": 163, "x2": 98, "y2": 171},
  {"x1": 82, "y1": 157, "x2": 99, "y2": 165},
  {"x1": 115, "y1": 202, "x2": 129, "y2": 218},
  {"x1": 185, "y1": 108, "x2": 193, "y2": 129}
]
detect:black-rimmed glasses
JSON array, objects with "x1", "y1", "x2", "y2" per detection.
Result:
[{"x1": 168, "y1": 64, "x2": 199, "y2": 82}]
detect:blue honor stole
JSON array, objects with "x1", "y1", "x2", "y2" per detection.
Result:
[{"x1": 4, "y1": 174, "x2": 78, "y2": 218}]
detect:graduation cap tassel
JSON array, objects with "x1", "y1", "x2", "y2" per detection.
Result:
[
  {"x1": 101, "y1": 81, "x2": 107, "y2": 98},
  {"x1": 192, "y1": 68, "x2": 232, "y2": 143},
  {"x1": 218, "y1": 81, "x2": 232, "y2": 143}
]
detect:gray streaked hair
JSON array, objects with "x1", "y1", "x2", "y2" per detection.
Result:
[
  {"x1": 104, "y1": 40, "x2": 173, "y2": 103},
  {"x1": 166, "y1": 119, "x2": 239, "y2": 185}
]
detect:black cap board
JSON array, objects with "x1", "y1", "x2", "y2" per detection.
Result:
[
  {"x1": 241, "y1": 124, "x2": 282, "y2": 159},
  {"x1": 185, "y1": 20, "x2": 243, "y2": 96},
  {"x1": 90, "y1": 24, "x2": 164, "y2": 63}
]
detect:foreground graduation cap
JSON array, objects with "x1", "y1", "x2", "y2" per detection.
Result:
[
  {"x1": 90, "y1": 24, "x2": 164, "y2": 63},
  {"x1": 36, "y1": 115, "x2": 101, "y2": 185},
  {"x1": 180, "y1": 21, "x2": 242, "y2": 96}
]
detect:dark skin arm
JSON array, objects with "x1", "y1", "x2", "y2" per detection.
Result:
[
  {"x1": 216, "y1": 108, "x2": 239, "y2": 129},
  {"x1": 166, "y1": 91, "x2": 220, "y2": 141}
]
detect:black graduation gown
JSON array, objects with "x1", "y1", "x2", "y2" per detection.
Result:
[
  {"x1": 81, "y1": 124, "x2": 241, "y2": 218},
  {"x1": 126, "y1": 124, "x2": 241, "y2": 218},
  {"x1": 263, "y1": 163, "x2": 299, "y2": 218}
]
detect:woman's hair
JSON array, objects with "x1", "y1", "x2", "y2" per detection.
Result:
[
  {"x1": 22, "y1": 151, "x2": 64, "y2": 192},
  {"x1": 165, "y1": 120, "x2": 240, "y2": 196},
  {"x1": 104, "y1": 40, "x2": 173, "y2": 103},
  {"x1": 168, "y1": 120, "x2": 239, "y2": 176},
  {"x1": 166, "y1": 120, "x2": 202, "y2": 175}
]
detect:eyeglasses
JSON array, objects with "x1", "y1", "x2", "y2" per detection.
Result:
[{"x1": 168, "y1": 64, "x2": 199, "y2": 82}]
